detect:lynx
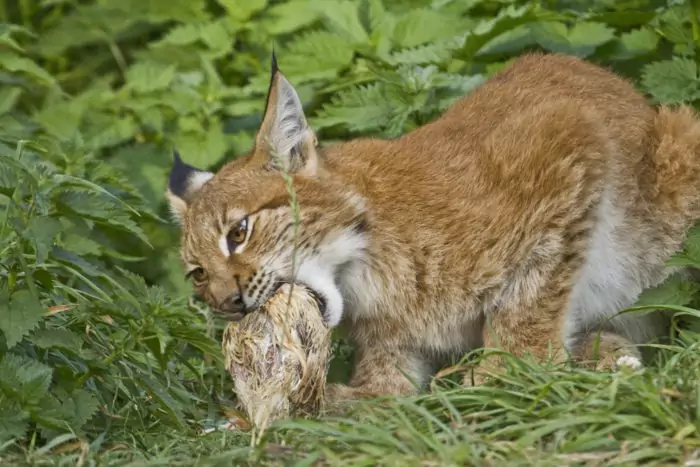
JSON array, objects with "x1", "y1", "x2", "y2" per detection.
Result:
[{"x1": 166, "y1": 51, "x2": 700, "y2": 401}]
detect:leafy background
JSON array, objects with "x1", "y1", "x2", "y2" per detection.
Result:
[{"x1": 2, "y1": 0, "x2": 700, "y2": 465}]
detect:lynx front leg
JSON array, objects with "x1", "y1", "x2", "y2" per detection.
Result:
[
  {"x1": 324, "y1": 346, "x2": 429, "y2": 406},
  {"x1": 466, "y1": 311, "x2": 645, "y2": 387},
  {"x1": 464, "y1": 222, "x2": 594, "y2": 387}
]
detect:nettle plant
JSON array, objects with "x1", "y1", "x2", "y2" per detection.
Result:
[
  {"x1": 3, "y1": 0, "x2": 700, "y2": 293},
  {"x1": 0, "y1": 135, "x2": 227, "y2": 444},
  {"x1": 1, "y1": 0, "x2": 700, "y2": 451}
]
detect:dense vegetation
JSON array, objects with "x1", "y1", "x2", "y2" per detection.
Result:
[{"x1": 2, "y1": 0, "x2": 700, "y2": 464}]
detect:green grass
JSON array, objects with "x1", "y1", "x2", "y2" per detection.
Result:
[
  {"x1": 4, "y1": 0, "x2": 700, "y2": 465},
  {"x1": 4, "y1": 331, "x2": 700, "y2": 467}
]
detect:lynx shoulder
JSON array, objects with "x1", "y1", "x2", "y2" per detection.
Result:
[{"x1": 166, "y1": 51, "x2": 700, "y2": 399}]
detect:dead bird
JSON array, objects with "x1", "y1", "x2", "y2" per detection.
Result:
[{"x1": 221, "y1": 282, "x2": 332, "y2": 442}]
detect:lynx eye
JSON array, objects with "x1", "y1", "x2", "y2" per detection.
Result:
[
  {"x1": 186, "y1": 267, "x2": 207, "y2": 284},
  {"x1": 227, "y1": 217, "x2": 249, "y2": 252}
]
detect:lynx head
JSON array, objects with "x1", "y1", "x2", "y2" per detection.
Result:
[{"x1": 165, "y1": 53, "x2": 368, "y2": 327}]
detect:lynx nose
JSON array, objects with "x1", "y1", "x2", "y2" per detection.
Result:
[{"x1": 219, "y1": 291, "x2": 247, "y2": 315}]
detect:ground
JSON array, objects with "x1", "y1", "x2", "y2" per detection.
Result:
[
  {"x1": 2, "y1": 1, "x2": 700, "y2": 465},
  {"x1": 4, "y1": 338, "x2": 700, "y2": 467}
]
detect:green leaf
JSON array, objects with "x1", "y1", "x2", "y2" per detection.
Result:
[
  {"x1": 51, "y1": 174, "x2": 141, "y2": 216},
  {"x1": 55, "y1": 191, "x2": 151, "y2": 246},
  {"x1": 0, "y1": 290, "x2": 46, "y2": 349},
  {"x1": 635, "y1": 273, "x2": 699, "y2": 308},
  {"x1": 0, "y1": 87, "x2": 22, "y2": 114},
  {"x1": 112, "y1": 0, "x2": 210, "y2": 23},
  {"x1": 641, "y1": 58, "x2": 700, "y2": 104},
  {"x1": 0, "y1": 24, "x2": 30, "y2": 53},
  {"x1": 360, "y1": 0, "x2": 389, "y2": 33},
  {"x1": 32, "y1": 393, "x2": 75, "y2": 434},
  {"x1": 668, "y1": 223, "x2": 700, "y2": 268},
  {"x1": 151, "y1": 20, "x2": 233, "y2": 55},
  {"x1": 173, "y1": 121, "x2": 229, "y2": 168},
  {"x1": 566, "y1": 22, "x2": 616, "y2": 53},
  {"x1": 477, "y1": 24, "x2": 535, "y2": 57},
  {"x1": 153, "y1": 23, "x2": 205, "y2": 47},
  {"x1": 0, "y1": 51, "x2": 57, "y2": 87},
  {"x1": 200, "y1": 19, "x2": 233, "y2": 53},
  {"x1": 32, "y1": 100, "x2": 84, "y2": 142},
  {"x1": 586, "y1": 9, "x2": 657, "y2": 28},
  {"x1": 260, "y1": 0, "x2": 321, "y2": 35},
  {"x1": 317, "y1": 0, "x2": 370, "y2": 44},
  {"x1": 60, "y1": 233, "x2": 103, "y2": 257},
  {"x1": 0, "y1": 412, "x2": 27, "y2": 443},
  {"x1": 433, "y1": 74, "x2": 487, "y2": 110},
  {"x1": 33, "y1": 270, "x2": 54, "y2": 291},
  {"x1": 654, "y1": 5, "x2": 692, "y2": 47},
  {"x1": 226, "y1": 99, "x2": 264, "y2": 117},
  {"x1": 312, "y1": 82, "x2": 387, "y2": 132},
  {"x1": 392, "y1": 9, "x2": 465, "y2": 48},
  {"x1": 531, "y1": 21, "x2": 616, "y2": 57},
  {"x1": 108, "y1": 143, "x2": 171, "y2": 208},
  {"x1": 34, "y1": 6, "x2": 119, "y2": 56},
  {"x1": 85, "y1": 114, "x2": 138, "y2": 149},
  {"x1": 50, "y1": 247, "x2": 107, "y2": 280},
  {"x1": 217, "y1": 0, "x2": 267, "y2": 21},
  {"x1": 0, "y1": 396, "x2": 29, "y2": 443},
  {"x1": 30, "y1": 328, "x2": 83, "y2": 353},
  {"x1": 281, "y1": 30, "x2": 356, "y2": 83},
  {"x1": 133, "y1": 374, "x2": 186, "y2": 426},
  {"x1": 58, "y1": 389, "x2": 100, "y2": 430},
  {"x1": 0, "y1": 150, "x2": 38, "y2": 195},
  {"x1": 610, "y1": 27, "x2": 660, "y2": 60},
  {"x1": 125, "y1": 62, "x2": 177, "y2": 94},
  {"x1": 24, "y1": 216, "x2": 62, "y2": 264},
  {"x1": 461, "y1": 4, "x2": 557, "y2": 59},
  {"x1": 387, "y1": 34, "x2": 466, "y2": 66},
  {"x1": 0, "y1": 353, "x2": 53, "y2": 405},
  {"x1": 312, "y1": 82, "x2": 411, "y2": 136}
]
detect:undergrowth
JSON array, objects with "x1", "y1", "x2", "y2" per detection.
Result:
[{"x1": 1, "y1": 0, "x2": 700, "y2": 465}]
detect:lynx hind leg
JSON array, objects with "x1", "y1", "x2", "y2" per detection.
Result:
[
  {"x1": 651, "y1": 105, "x2": 700, "y2": 223},
  {"x1": 569, "y1": 331, "x2": 643, "y2": 372},
  {"x1": 464, "y1": 216, "x2": 597, "y2": 387},
  {"x1": 465, "y1": 268, "x2": 576, "y2": 387},
  {"x1": 458, "y1": 99, "x2": 610, "y2": 387}
]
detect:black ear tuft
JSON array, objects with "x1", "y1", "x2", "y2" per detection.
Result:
[
  {"x1": 166, "y1": 150, "x2": 214, "y2": 221},
  {"x1": 169, "y1": 151, "x2": 193, "y2": 198},
  {"x1": 168, "y1": 150, "x2": 212, "y2": 200},
  {"x1": 262, "y1": 47, "x2": 280, "y2": 119},
  {"x1": 270, "y1": 47, "x2": 279, "y2": 77}
]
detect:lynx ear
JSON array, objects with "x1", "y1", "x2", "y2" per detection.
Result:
[
  {"x1": 252, "y1": 52, "x2": 319, "y2": 176},
  {"x1": 165, "y1": 151, "x2": 213, "y2": 223}
]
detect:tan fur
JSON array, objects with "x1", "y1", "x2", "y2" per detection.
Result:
[{"x1": 167, "y1": 52, "x2": 700, "y2": 402}]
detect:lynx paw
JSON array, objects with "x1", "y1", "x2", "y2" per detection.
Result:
[
  {"x1": 572, "y1": 331, "x2": 644, "y2": 373},
  {"x1": 615, "y1": 355, "x2": 643, "y2": 371}
]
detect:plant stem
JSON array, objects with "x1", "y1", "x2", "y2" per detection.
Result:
[
  {"x1": 690, "y1": 0, "x2": 700, "y2": 56},
  {"x1": 17, "y1": 247, "x2": 39, "y2": 300},
  {"x1": 107, "y1": 39, "x2": 128, "y2": 78}
]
